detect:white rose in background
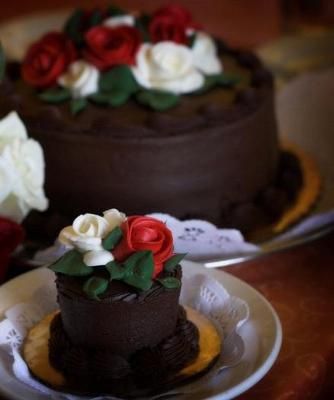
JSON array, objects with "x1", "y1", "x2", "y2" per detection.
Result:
[
  {"x1": 103, "y1": 14, "x2": 135, "y2": 28},
  {"x1": 59, "y1": 210, "x2": 126, "y2": 267},
  {"x1": 132, "y1": 42, "x2": 204, "y2": 94},
  {"x1": 58, "y1": 60, "x2": 99, "y2": 98},
  {"x1": 0, "y1": 112, "x2": 48, "y2": 223},
  {"x1": 192, "y1": 32, "x2": 222, "y2": 75}
]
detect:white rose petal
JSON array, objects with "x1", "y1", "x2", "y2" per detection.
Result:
[
  {"x1": 103, "y1": 208, "x2": 126, "y2": 230},
  {"x1": 103, "y1": 15, "x2": 134, "y2": 28},
  {"x1": 83, "y1": 249, "x2": 114, "y2": 267},
  {"x1": 2, "y1": 138, "x2": 48, "y2": 214},
  {"x1": 192, "y1": 32, "x2": 222, "y2": 75},
  {"x1": 132, "y1": 42, "x2": 204, "y2": 94},
  {"x1": 0, "y1": 156, "x2": 14, "y2": 204},
  {"x1": 0, "y1": 111, "x2": 27, "y2": 151},
  {"x1": 58, "y1": 60, "x2": 99, "y2": 98}
]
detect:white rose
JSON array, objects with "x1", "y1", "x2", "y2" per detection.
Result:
[
  {"x1": 0, "y1": 156, "x2": 14, "y2": 204},
  {"x1": 103, "y1": 14, "x2": 134, "y2": 28},
  {"x1": 59, "y1": 209, "x2": 126, "y2": 266},
  {"x1": 58, "y1": 60, "x2": 99, "y2": 98},
  {"x1": 192, "y1": 32, "x2": 222, "y2": 75},
  {"x1": 132, "y1": 42, "x2": 204, "y2": 94},
  {"x1": 2, "y1": 138, "x2": 48, "y2": 218},
  {"x1": 0, "y1": 111, "x2": 27, "y2": 151}
]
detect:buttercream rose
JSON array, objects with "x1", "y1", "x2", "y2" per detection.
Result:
[
  {"x1": 103, "y1": 14, "x2": 135, "y2": 28},
  {"x1": 192, "y1": 32, "x2": 222, "y2": 75},
  {"x1": 132, "y1": 42, "x2": 204, "y2": 94},
  {"x1": 149, "y1": 4, "x2": 197, "y2": 44},
  {"x1": 84, "y1": 26, "x2": 141, "y2": 70},
  {"x1": 59, "y1": 209, "x2": 126, "y2": 266},
  {"x1": 113, "y1": 216, "x2": 173, "y2": 278},
  {"x1": 21, "y1": 32, "x2": 76, "y2": 87},
  {"x1": 58, "y1": 60, "x2": 99, "y2": 98}
]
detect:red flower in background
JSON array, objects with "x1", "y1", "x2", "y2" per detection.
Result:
[
  {"x1": 149, "y1": 4, "x2": 199, "y2": 44},
  {"x1": 113, "y1": 216, "x2": 173, "y2": 278},
  {"x1": 84, "y1": 26, "x2": 141, "y2": 70},
  {"x1": 21, "y1": 32, "x2": 76, "y2": 87},
  {"x1": 0, "y1": 217, "x2": 25, "y2": 282}
]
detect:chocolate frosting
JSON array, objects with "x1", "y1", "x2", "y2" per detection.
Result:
[{"x1": 0, "y1": 44, "x2": 282, "y2": 234}]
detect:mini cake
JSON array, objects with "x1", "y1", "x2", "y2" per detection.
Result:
[
  {"x1": 39, "y1": 209, "x2": 218, "y2": 397},
  {"x1": 0, "y1": 4, "x2": 303, "y2": 235}
]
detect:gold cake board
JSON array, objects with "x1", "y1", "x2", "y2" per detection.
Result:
[
  {"x1": 250, "y1": 139, "x2": 321, "y2": 242},
  {"x1": 23, "y1": 306, "x2": 221, "y2": 394}
]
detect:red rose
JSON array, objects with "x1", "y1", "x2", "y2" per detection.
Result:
[
  {"x1": 149, "y1": 5, "x2": 199, "y2": 44},
  {"x1": 83, "y1": 26, "x2": 141, "y2": 70},
  {"x1": 113, "y1": 216, "x2": 173, "y2": 278},
  {"x1": 21, "y1": 32, "x2": 77, "y2": 88},
  {"x1": 0, "y1": 217, "x2": 25, "y2": 282}
]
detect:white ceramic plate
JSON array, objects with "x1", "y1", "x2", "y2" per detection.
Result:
[{"x1": 0, "y1": 261, "x2": 282, "y2": 400}]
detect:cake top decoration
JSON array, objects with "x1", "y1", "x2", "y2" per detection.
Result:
[
  {"x1": 49, "y1": 209, "x2": 186, "y2": 299},
  {"x1": 19, "y1": 3, "x2": 239, "y2": 113}
]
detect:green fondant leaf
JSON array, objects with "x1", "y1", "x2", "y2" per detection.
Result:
[
  {"x1": 106, "y1": 5, "x2": 126, "y2": 17},
  {"x1": 102, "y1": 227, "x2": 123, "y2": 250},
  {"x1": 99, "y1": 65, "x2": 140, "y2": 94},
  {"x1": 49, "y1": 250, "x2": 93, "y2": 276},
  {"x1": 89, "y1": 9, "x2": 103, "y2": 27},
  {"x1": 0, "y1": 43, "x2": 5, "y2": 83},
  {"x1": 90, "y1": 90, "x2": 130, "y2": 107},
  {"x1": 123, "y1": 250, "x2": 154, "y2": 281},
  {"x1": 105, "y1": 260, "x2": 125, "y2": 280},
  {"x1": 123, "y1": 274, "x2": 153, "y2": 291},
  {"x1": 136, "y1": 90, "x2": 180, "y2": 111},
  {"x1": 63, "y1": 9, "x2": 84, "y2": 46},
  {"x1": 216, "y1": 73, "x2": 241, "y2": 87},
  {"x1": 135, "y1": 14, "x2": 150, "y2": 42},
  {"x1": 157, "y1": 277, "x2": 181, "y2": 289},
  {"x1": 39, "y1": 87, "x2": 71, "y2": 104},
  {"x1": 164, "y1": 253, "x2": 187, "y2": 272},
  {"x1": 89, "y1": 92, "x2": 110, "y2": 105},
  {"x1": 83, "y1": 276, "x2": 109, "y2": 300},
  {"x1": 70, "y1": 98, "x2": 88, "y2": 115}
]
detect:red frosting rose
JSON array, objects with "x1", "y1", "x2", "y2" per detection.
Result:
[
  {"x1": 83, "y1": 26, "x2": 141, "y2": 70},
  {"x1": 149, "y1": 5, "x2": 198, "y2": 44},
  {"x1": 0, "y1": 217, "x2": 25, "y2": 282},
  {"x1": 21, "y1": 32, "x2": 77, "y2": 88},
  {"x1": 113, "y1": 216, "x2": 173, "y2": 278}
]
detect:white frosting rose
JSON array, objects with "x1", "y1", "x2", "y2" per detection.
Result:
[
  {"x1": 132, "y1": 42, "x2": 204, "y2": 94},
  {"x1": 192, "y1": 32, "x2": 222, "y2": 75},
  {"x1": 58, "y1": 60, "x2": 99, "y2": 98},
  {"x1": 59, "y1": 209, "x2": 126, "y2": 266},
  {"x1": 0, "y1": 111, "x2": 27, "y2": 149},
  {"x1": 103, "y1": 15, "x2": 135, "y2": 28}
]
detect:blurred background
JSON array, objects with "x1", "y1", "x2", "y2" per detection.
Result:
[{"x1": 1, "y1": 0, "x2": 334, "y2": 48}]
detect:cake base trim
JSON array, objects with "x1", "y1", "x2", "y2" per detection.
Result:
[{"x1": 23, "y1": 306, "x2": 221, "y2": 396}]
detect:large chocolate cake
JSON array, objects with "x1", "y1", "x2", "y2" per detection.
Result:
[
  {"x1": 47, "y1": 210, "x2": 203, "y2": 396},
  {"x1": 0, "y1": 4, "x2": 302, "y2": 235}
]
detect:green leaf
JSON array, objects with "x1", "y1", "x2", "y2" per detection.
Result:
[
  {"x1": 102, "y1": 227, "x2": 123, "y2": 250},
  {"x1": 0, "y1": 43, "x2": 5, "y2": 83},
  {"x1": 83, "y1": 276, "x2": 109, "y2": 300},
  {"x1": 106, "y1": 5, "x2": 126, "y2": 17},
  {"x1": 135, "y1": 14, "x2": 150, "y2": 42},
  {"x1": 123, "y1": 275, "x2": 153, "y2": 291},
  {"x1": 63, "y1": 9, "x2": 84, "y2": 46},
  {"x1": 49, "y1": 250, "x2": 94, "y2": 276},
  {"x1": 90, "y1": 90, "x2": 130, "y2": 107},
  {"x1": 89, "y1": 9, "x2": 103, "y2": 27},
  {"x1": 39, "y1": 87, "x2": 71, "y2": 104},
  {"x1": 216, "y1": 74, "x2": 241, "y2": 87},
  {"x1": 157, "y1": 277, "x2": 181, "y2": 289},
  {"x1": 70, "y1": 98, "x2": 88, "y2": 115},
  {"x1": 136, "y1": 90, "x2": 180, "y2": 111},
  {"x1": 99, "y1": 65, "x2": 140, "y2": 94},
  {"x1": 105, "y1": 260, "x2": 126, "y2": 280},
  {"x1": 164, "y1": 253, "x2": 187, "y2": 272}
]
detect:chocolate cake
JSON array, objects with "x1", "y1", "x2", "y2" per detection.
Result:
[
  {"x1": 47, "y1": 210, "x2": 203, "y2": 396},
  {"x1": 0, "y1": 4, "x2": 302, "y2": 236}
]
